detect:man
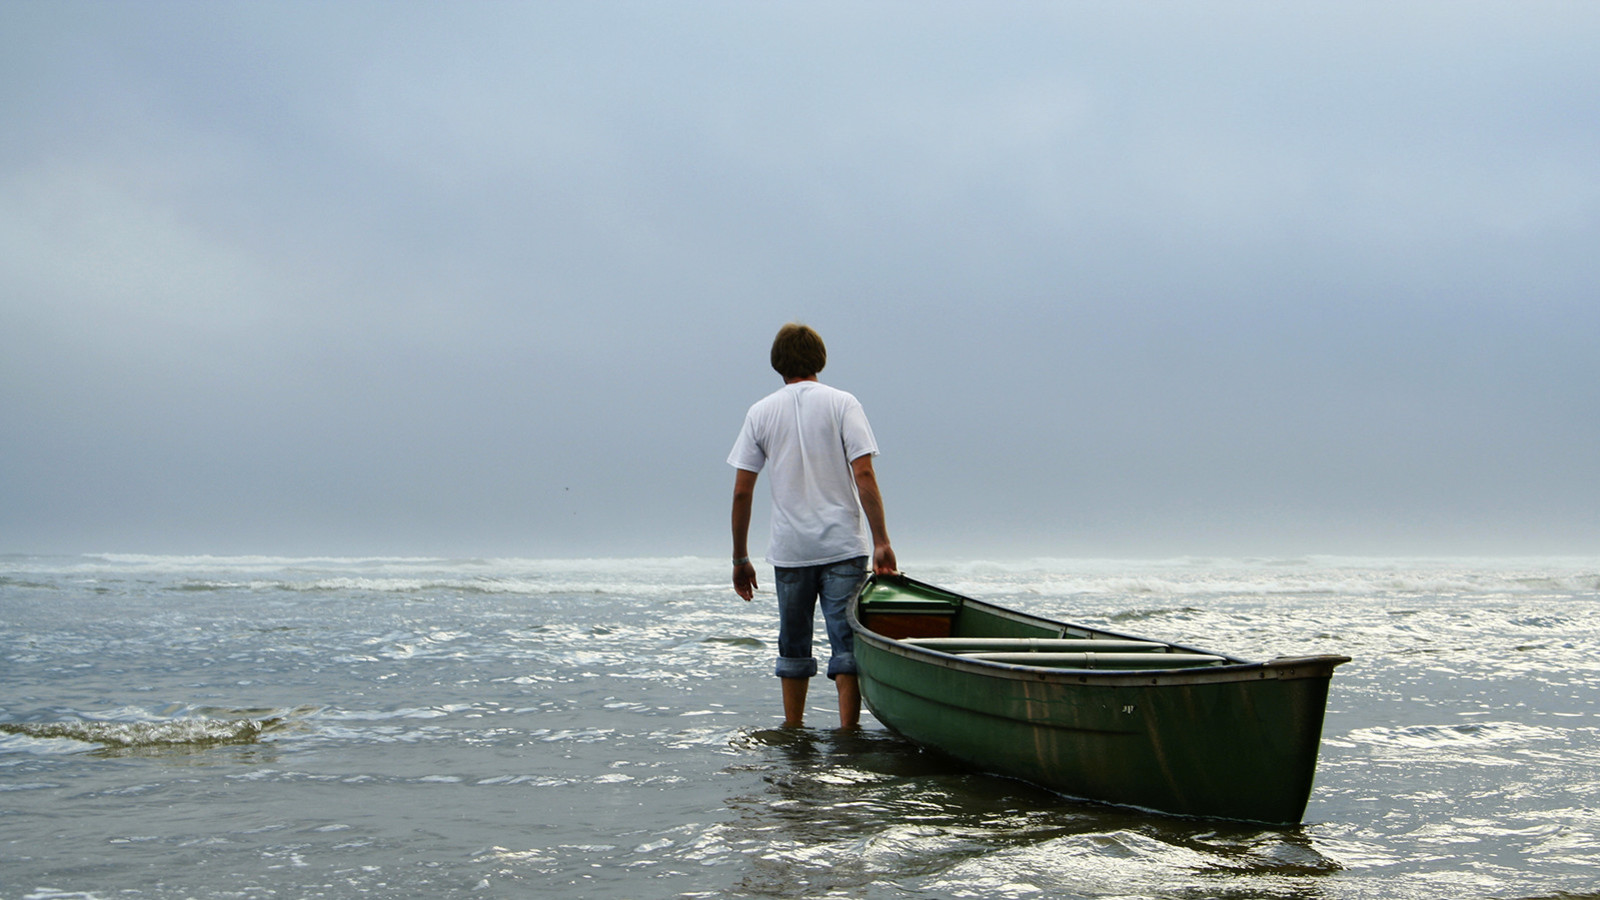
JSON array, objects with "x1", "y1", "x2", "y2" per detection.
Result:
[{"x1": 728, "y1": 323, "x2": 897, "y2": 729}]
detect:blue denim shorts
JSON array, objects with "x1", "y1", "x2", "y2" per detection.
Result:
[{"x1": 773, "y1": 556, "x2": 868, "y2": 680}]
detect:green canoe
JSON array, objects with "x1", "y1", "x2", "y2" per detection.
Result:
[{"x1": 847, "y1": 573, "x2": 1349, "y2": 824}]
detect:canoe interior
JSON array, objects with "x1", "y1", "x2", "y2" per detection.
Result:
[
  {"x1": 860, "y1": 577, "x2": 1057, "y2": 639},
  {"x1": 858, "y1": 575, "x2": 1238, "y2": 669},
  {"x1": 850, "y1": 574, "x2": 1349, "y2": 824}
]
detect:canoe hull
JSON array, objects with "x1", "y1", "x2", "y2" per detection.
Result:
[{"x1": 848, "y1": 575, "x2": 1347, "y2": 824}]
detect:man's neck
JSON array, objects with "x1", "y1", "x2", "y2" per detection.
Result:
[{"x1": 783, "y1": 375, "x2": 819, "y2": 385}]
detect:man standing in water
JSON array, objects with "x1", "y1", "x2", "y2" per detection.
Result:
[{"x1": 728, "y1": 323, "x2": 898, "y2": 729}]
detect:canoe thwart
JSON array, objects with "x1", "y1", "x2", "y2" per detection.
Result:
[
  {"x1": 963, "y1": 651, "x2": 1229, "y2": 669},
  {"x1": 904, "y1": 637, "x2": 1168, "y2": 653}
]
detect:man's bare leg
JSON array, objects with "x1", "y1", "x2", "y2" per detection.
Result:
[
  {"x1": 835, "y1": 673, "x2": 861, "y2": 729},
  {"x1": 781, "y1": 676, "x2": 809, "y2": 728}
]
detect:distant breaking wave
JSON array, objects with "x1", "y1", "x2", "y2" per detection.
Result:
[
  {"x1": 2, "y1": 555, "x2": 732, "y2": 598},
  {"x1": 1, "y1": 553, "x2": 1596, "y2": 600}
]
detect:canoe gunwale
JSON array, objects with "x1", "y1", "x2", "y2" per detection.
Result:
[
  {"x1": 849, "y1": 574, "x2": 1349, "y2": 688},
  {"x1": 859, "y1": 630, "x2": 1348, "y2": 687}
]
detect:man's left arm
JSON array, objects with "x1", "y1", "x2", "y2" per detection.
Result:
[{"x1": 850, "y1": 454, "x2": 897, "y2": 576}]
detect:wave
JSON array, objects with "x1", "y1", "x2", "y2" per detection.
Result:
[
  {"x1": 1344, "y1": 721, "x2": 1567, "y2": 750},
  {"x1": 0, "y1": 710, "x2": 297, "y2": 752},
  {"x1": 912, "y1": 556, "x2": 1600, "y2": 599}
]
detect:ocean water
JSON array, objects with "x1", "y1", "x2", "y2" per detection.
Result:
[{"x1": 2, "y1": 554, "x2": 1598, "y2": 900}]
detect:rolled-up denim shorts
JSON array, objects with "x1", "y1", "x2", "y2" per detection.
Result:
[{"x1": 773, "y1": 556, "x2": 868, "y2": 680}]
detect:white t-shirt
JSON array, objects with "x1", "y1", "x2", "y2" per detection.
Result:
[{"x1": 727, "y1": 381, "x2": 879, "y2": 568}]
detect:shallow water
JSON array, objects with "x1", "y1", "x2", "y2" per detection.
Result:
[{"x1": 2, "y1": 555, "x2": 1598, "y2": 899}]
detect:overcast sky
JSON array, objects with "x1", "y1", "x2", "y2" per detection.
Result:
[{"x1": 3, "y1": 2, "x2": 1597, "y2": 560}]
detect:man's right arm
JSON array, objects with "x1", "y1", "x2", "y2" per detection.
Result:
[{"x1": 731, "y1": 468, "x2": 759, "y2": 600}]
